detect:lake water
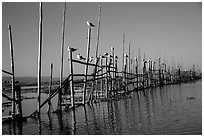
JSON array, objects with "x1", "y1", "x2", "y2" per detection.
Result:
[{"x1": 2, "y1": 80, "x2": 202, "y2": 135}]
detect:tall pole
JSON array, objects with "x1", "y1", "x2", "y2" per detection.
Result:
[
  {"x1": 83, "y1": 23, "x2": 94, "y2": 104},
  {"x1": 95, "y1": 3, "x2": 102, "y2": 58},
  {"x1": 105, "y1": 55, "x2": 108, "y2": 99},
  {"x1": 122, "y1": 33, "x2": 125, "y2": 73},
  {"x1": 111, "y1": 47, "x2": 114, "y2": 92},
  {"x1": 68, "y1": 49, "x2": 75, "y2": 108},
  {"x1": 37, "y1": 2, "x2": 43, "y2": 119},
  {"x1": 48, "y1": 63, "x2": 53, "y2": 113},
  {"x1": 58, "y1": 2, "x2": 66, "y2": 110},
  {"x1": 100, "y1": 56, "x2": 104, "y2": 96},
  {"x1": 129, "y1": 40, "x2": 131, "y2": 74},
  {"x1": 8, "y1": 24, "x2": 15, "y2": 119},
  {"x1": 94, "y1": 4, "x2": 102, "y2": 101}
]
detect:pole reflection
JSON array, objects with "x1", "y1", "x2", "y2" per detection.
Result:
[
  {"x1": 71, "y1": 108, "x2": 76, "y2": 135},
  {"x1": 47, "y1": 111, "x2": 53, "y2": 134}
]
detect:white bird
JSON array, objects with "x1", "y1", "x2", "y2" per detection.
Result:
[
  {"x1": 124, "y1": 54, "x2": 129, "y2": 58},
  {"x1": 77, "y1": 53, "x2": 86, "y2": 60},
  {"x1": 86, "y1": 21, "x2": 95, "y2": 27},
  {"x1": 100, "y1": 55, "x2": 105, "y2": 58},
  {"x1": 67, "y1": 46, "x2": 77, "y2": 52},
  {"x1": 89, "y1": 57, "x2": 93, "y2": 62},
  {"x1": 104, "y1": 53, "x2": 109, "y2": 56},
  {"x1": 108, "y1": 55, "x2": 113, "y2": 58}
]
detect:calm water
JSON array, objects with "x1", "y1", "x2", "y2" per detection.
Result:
[{"x1": 2, "y1": 80, "x2": 202, "y2": 135}]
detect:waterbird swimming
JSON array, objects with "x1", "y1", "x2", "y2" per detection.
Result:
[
  {"x1": 186, "y1": 97, "x2": 196, "y2": 100},
  {"x1": 87, "y1": 21, "x2": 95, "y2": 27}
]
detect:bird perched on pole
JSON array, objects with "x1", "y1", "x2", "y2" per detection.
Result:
[
  {"x1": 104, "y1": 53, "x2": 109, "y2": 56},
  {"x1": 77, "y1": 53, "x2": 86, "y2": 61},
  {"x1": 124, "y1": 54, "x2": 129, "y2": 58},
  {"x1": 100, "y1": 55, "x2": 105, "y2": 58},
  {"x1": 89, "y1": 56, "x2": 93, "y2": 62},
  {"x1": 87, "y1": 21, "x2": 95, "y2": 27},
  {"x1": 67, "y1": 46, "x2": 77, "y2": 52}
]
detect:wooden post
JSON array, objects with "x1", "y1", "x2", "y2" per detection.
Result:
[
  {"x1": 158, "y1": 57, "x2": 161, "y2": 86},
  {"x1": 15, "y1": 81, "x2": 22, "y2": 118},
  {"x1": 94, "y1": 4, "x2": 102, "y2": 102},
  {"x1": 124, "y1": 55, "x2": 128, "y2": 91},
  {"x1": 122, "y1": 33, "x2": 125, "y2": 77},
  {"x1": 135, "y1": 58, "x2": 138, "y2": 90},
  {"x1": 115, "y1": 57, "x2": 118, "y2": 91},
  {"x1": 129, "y1": 40, "x2": 131, "y2": 74},
  {"x1": 105, "y1": 55, "x2": 108, "y2": 99},
  {"x1": 47, "y1": 63, "x2": 53, "y2": 113},
  {"x1": 111, "y1": 46, "x2": 114, "y2": 92},
  {"x1": 68, "y1": 47, "x2": 75, "y2": 108},
  {"x1": 83, "y1": 23, "x2": 94, "y2": 104},
  {"x1": 100, "y1": 56, "x2": 104, "y2": 97},
  {"x1": 95, "y1": 3, "x2": 102, "y2": 58},
  {"x1": 58, "y1": 2, "x2": 66, "y2": 110},
  {"x1": 37, "y1": 2, "x2": 43, "y2": 119},
  {"x1": 8, "y1": 24, "x2": 16, "y2": 119}
]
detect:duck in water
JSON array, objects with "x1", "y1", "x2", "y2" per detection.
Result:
[{"x1": 186, "y1": 97, "x2": 196, "y2": 100}]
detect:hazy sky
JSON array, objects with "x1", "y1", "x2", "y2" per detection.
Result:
[{"x1": 2, "y1": 2, "x2": 202, "y2": 77}]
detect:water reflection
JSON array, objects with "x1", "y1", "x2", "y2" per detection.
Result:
[
  {"x1": 2, "y1": 81, "x2": 202, "y2": 135},
  {"x1": 47, "y1": 112, "x2": 53, "y2": 134},
  {"x1": 71, "y1": 108, "x2": 76, "y2": 135}
]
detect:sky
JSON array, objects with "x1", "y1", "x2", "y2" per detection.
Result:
[{"x1": 2, "y1": 2, "x2": 202, "y2": 77}]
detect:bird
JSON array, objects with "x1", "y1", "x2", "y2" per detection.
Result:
[
  {"x1": 100, "y1": 55, "x2": 105, "y2": 58},
  {"x1": 115, "y1": 55, "x2": 118, "y2": 59},
  {"x1": 86, "y1": 21, "x2": 95, "y2": 27},
  {"x1": 67, "y1": 46, "x2": 77, "y2": 52},
  {"x1": 108, "y1": 55, "x2": 113, "y2": 58},
  {"x1": 77, "y1": 53, "x2": 86, "y2": 60},
  {"x1": 89, "y1": 57, "x2": 93, "y2": 62},
  {"x1": 124, "y1": 54, "x2": 129, "y2": 58},
  {"x1": 104, "y1": 53, "x2": 109, "y2": 56}
]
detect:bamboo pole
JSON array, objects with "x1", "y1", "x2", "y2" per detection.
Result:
[
  {"x1": 105, "y1": 55, "x2": 108, "y2": 99},
  {"x1": 158, "y1": 57, "x2": 161, "y2": 86},
  {"x1": 122, "y1": 33, "x2": 125, "y2": 75},
  {"x1": 95, "y1": 3, "x2": 102, "y2": 59},
  {"x1": 83, "y1": 23, "x2": 94, "y2": 104},
  {"x1": 93, "y1": 58, "x2": 100, "y2": 102},
  {"x1": 58, "y1": 2, "x2": 67, "y2": 110},
  {"x1": 15, "y1": 81, "x2": 22, "y2": 118},
  {"x1": 135, "y1": 58, "x2": 138, "y2": 89},
  {"x1": 37, "y1": 3, "x2": 43, "y2": 134},
  {"x1": 68, "y1": 48, "x2": 75, "y2": 108},
  {"x1": 94, "y1": 4, "x2": 102, "y2": 101},
  {"x1": 111, "y1": 47, "x2": 114, "y2": 92},
  {"x1": 8, "y1": 24, "x2": 15, "y2": 119},
  {"x1": 100, "y1": 56, "x2": 104, "y2": 97},
  {"x1": 129, "y1": 40, "x2": 131, "y2": 74},
  {"x1": 47, "y1": 63, "x2": 53, "y2": 113}
]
